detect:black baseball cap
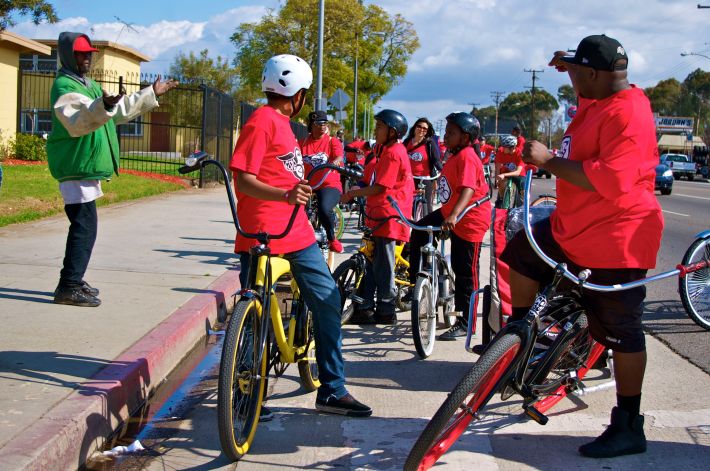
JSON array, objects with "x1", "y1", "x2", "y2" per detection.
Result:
[
  {"x1": 560, "y1": 34, "x2": 628, "y2": 71},
  {"x1": 308, "y1": 110, "x2": 328, "y2": 124}
]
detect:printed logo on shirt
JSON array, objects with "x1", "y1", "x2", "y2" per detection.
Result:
[
  {"x1": 409, "y1": 151, "x2": 424, "y2": 162},
  {"x1": 438, "y1": 175, "x2": 452, "y2": 204},
  {"x1": 278, "y1": 147, "x2": 305, "y2": 180},
  {"x1": 559, "y1": 136, "x2": 571, "y2": 160},
  {"x1": 303, "y1": 151, "x2": 329, "y2": 168}
]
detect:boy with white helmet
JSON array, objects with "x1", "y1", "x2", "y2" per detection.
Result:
[{"x1": 229, "y1": 54, "x2": 371, "y2": 417}]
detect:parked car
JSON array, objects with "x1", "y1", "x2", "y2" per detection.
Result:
[
  {"x1": 659, "y1": 153, "x2": 697, "y2": 181},
  {"x1": 655, "y1": 163, "x2": 673, "y2": 195}
]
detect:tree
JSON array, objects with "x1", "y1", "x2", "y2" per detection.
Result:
[
  {"x1": 499, "y1": 89, "x2": 559, "y2": 137},
  {"x1": 645, "y1": 78, "x2": 682, "y2": 116},
  {"x1": 0, "y1": 0, "x2": 57, "y2": 30},
  {"x1": 169, "y1": 49, "x2": 239, "y2": 95},
  {"x1": 230, "y1": 0, "x2": 419, "y2": 135},
  {"x1": 557, "y1": 84, "x2": 576, "y2": 107}
]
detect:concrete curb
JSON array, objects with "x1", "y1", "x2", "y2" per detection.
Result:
[{"x1": 0, "y1": 268, "x2": 241, "y2": 471}]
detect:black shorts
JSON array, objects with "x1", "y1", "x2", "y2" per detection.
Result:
[{"x1": 500, "y1": 218, "x2": 647, "y2": 353}]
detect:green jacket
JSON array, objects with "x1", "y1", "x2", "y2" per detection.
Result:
[{"x1": 46, "y1": 74, "x2": 121, "y2": 182}]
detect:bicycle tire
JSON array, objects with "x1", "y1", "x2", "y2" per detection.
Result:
[
  {"x1": 412, "y1": 277, "x2": 436, "y2": 359},
  {"x1": 531, "y1": 195, "x2": 557, "y2": 207},
  {"x1": 296, "y1": 309, "x2": 321, "y2": 391},
  {"x1": 405, "y1": 333, "x2": 523, "y2": 471},
  {"x1": 333, "y1": 205, "x2": 345, "y2": 239},
  {"x1": 437, "y1": 269, "x2": 456, "y2": 329},
  {"x1": 679, "y1": 236, "x2": 710, "y2": 330},
  {"x1": 218, "y1": 299, "x2": 267, "y2": 462},
  {"x1": 413, "y1": 198, "x2": 426, "y2": 222},
  {"x1": 332, "y1": 257, "x2": 366, "y2": 324}
]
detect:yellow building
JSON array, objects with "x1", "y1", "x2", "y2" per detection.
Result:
[{"x1": 0, "y1": 31, "x2": 50, "y2": 146}]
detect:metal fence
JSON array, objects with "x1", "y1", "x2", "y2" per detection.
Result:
[{"x1": 17, "y1": 69, "x2": 234, "y2": 180}]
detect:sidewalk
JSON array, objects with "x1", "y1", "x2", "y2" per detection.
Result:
[{"x1": 0, "y1": 188, "x2": 242, "y2": 470}]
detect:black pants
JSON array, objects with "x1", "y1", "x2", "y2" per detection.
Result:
[
  {"x1": 408, "y1": 209, "x2": 482, "y2": 317},
  {"x1": 59, "y1": 201, "x2": 98, "y2": 288},
  {"x1": 316, "y1": 188, "x2": 341, "y2": 241}
]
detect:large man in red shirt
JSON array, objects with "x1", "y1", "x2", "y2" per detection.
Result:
[{"x1": 502, "y1": 35, "x2": 663, "y2": 458}]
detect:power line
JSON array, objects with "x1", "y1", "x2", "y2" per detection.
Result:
[{"x1": 524, "y1": 69, "x2": 544, "y2": 139}]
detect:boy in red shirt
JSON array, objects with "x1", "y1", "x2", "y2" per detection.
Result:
[
  {"x1": 407, "y1": 112, "x2": 492, "y2": 340},
  {"x1": 341, "y1": 109, "x2": 413, "y2": 324},
  {"x1": 230, "y1": 54, "x2": 371, "y2": 417},
  {"x1": 503, "y1": 35, "x2": 663, "y2": 458},
  {"x1": 300, "y1": 110, "x2": 344, "y2": 253},
  {"x1": 494, "y1": 135, "x2": 523, "y2": 199}
]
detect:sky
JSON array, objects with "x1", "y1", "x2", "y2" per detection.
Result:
[{"x1": 10, "y1": 0, "x2": 710, "y2": 135}]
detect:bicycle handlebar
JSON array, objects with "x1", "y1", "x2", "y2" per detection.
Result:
[
  {"x1": 520, "y1": 170, "x2": 680, "y2": 291},
  {"x1": 306, "y1": 163, "x2": 364, "y2": 190},
  {"x1": 386, "y1": 194, "x2": 491, "y2": 232},
  {"x1": 413, "y1": 174, "x2": 441, "y2": 182}
]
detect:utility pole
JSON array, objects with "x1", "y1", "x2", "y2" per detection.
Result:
[
  {"x1": 490, "y1": 91, "x2": 504, "y2": 142},
  {"x1": 467, "y1": 102, "x2": 480, "y2": 113},
  {"x1": 525, "y1": 69, "x2": 544, "y2": 140}
]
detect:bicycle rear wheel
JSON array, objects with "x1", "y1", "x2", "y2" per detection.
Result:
[
  {"x1": 405, "y1": 333, "x2": 522, "y2": 471},
  {"x1": 531, "y1": 195, "x2": 557, "y2": 207},
  {"x1": 679, "y1": 237, "x2": 710, "y2": 330},
  {"x1": 333, "y1": 205, "x2": 345, "y2": 239},
  {"x1": 412, "y1": 277, "x2": 436, "y2": 359},
  {"x1": 218, "y1": 299, "x2": 267, "y2": 462},
  {"x1": 296, "y1": 308, "x2": 321, "y2": 391}
]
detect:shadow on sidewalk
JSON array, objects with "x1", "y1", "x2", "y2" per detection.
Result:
[
  {"x1": 0, "y1": 286, "x2": 54, "y2": 304},
  {"x1": 153, "y1": 248, "x2": 238, "y2": 266}
]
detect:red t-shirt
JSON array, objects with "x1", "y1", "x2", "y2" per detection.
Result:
[
  {"x1": 439, "y1": 147, "x2": 492, "y2": 242},
  {"x1": 345, "y1": 139, "x2": 366, "y2": 164},
  {"x1": 551, "y1": 86, "x2": 663, "y2": 269},
  {"x1": 366, "y1": 142, "x2": 414, "y2": 242},
  {"x1": 515, "y1": 134, "x2": 526, "y2": 155},
  {"x1": 496, "y1": 147, "x2": 523, "y2": 174},
  {"x1": 229, "y1": 106, "x2": 315, "y2": 254},
  {"x1": 480, "y1": 143, "x2": 495, "y2": 164},
  {"x1": 406, "y1": 140, "x2": 430, "y2": 177},
  {"x1": 300, "y1": 134, "x2": 343, "y2": 191}
]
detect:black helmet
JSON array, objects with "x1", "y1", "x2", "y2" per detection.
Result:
[
  {"x1": 374, "y1": 109, "x2": 408, "y2": 139},
  {"x1": 446, "y1": 112, "x2": 480, "y2": 141}
]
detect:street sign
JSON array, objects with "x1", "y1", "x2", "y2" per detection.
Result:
[
  {"x1": 329, "y1": 88, "x2": 350, "y2": 110},
  {"x1": 335, "y1": 110, "x2": 348, "y2": 122}
]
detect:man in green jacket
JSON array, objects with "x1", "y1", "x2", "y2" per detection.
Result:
[{"x1": 48, "y1": 32, "x2": 177, "y2": 307}]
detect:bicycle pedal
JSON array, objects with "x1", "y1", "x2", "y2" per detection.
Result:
[{"x1": 524, "y1": 405, "x2": 549, "y2": 425}]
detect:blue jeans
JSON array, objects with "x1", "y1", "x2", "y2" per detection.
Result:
[
  {"x1": 60, "y1": 201, "x2": 98, "y2": 288},
  {"x1": 359, "y1": 236, "x2": 397, "y2": 315},
  {"x1": 239, "y1": 243, "x2": 347, "y2": 400}
]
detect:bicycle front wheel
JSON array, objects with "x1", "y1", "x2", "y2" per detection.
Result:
[
  {"x1": 332, "y1": 257, "x2": 366, "y2": 324},
  {"x1": 218, "y1": 299, "x2": 267, "y2": 462},
  {"x1": 405, "y1": 333, "x2": 523, "y2": 471},
  {"x1": 679, "y1": 236, "x2": 710, "y2": 330},
  {"x1": 333, "y1": 205, "x2": 345, "y2": 239},
  {"x1": 412, "y1": 277, "x2": 436, "y2": 359}
]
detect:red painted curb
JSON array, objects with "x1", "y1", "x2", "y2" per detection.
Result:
[{"x1": 0, "y1": 268, "x2": 241, "y2": 471}]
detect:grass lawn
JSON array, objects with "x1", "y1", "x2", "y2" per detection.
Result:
[{"x1": 0, "y1": 163, "x2": 187, "y2": 227}]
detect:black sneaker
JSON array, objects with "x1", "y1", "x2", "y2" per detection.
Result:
[
  {"x1": 438, "y1": 322, "x2": 468, "y2": 341},
  {"x1": 374, "y1": 309, "x2": 397, "y2": 325},
  {"x1": 81, "y1": 281, "x2": 99, "y2": 296},
  {"x1": 349, "y1": 308, "x2": 376, "y2": 325},
  {"x1": 54, "y1": 285, "x2": 101, "y2": 307},
  {"x1": 471, "y1": 342, "x2": 489, "y2": 355},
  {"x1": 259, "y1": 405, "x2": 274, "y2": 422},
  {"x1": 316, "y1": 393, "x2": 372, "y2": 417},
  {"x1": 579, "y1": 407, "x2": 647, "y2": 458}
]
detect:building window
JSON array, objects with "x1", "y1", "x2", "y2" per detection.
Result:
[
  {"x1": 20, "y1": 109, "x2": 52, "y2": 135},
  {"x1": 118, "y1": 118, "x2": 144, "y2": 137},
  {"x1": 19, "y1": 49, "x2": 58, "y2": 72}
]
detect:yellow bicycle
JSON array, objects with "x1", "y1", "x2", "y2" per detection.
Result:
[
  {"x1": 332, "y1": 217, "x2": 412, "y2": 324},
  {"x1": 179, "y1": 154, "x2": 361, "y2": 461}
]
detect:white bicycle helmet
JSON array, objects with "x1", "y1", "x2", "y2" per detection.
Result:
[
  {"x1": 500, "y1": 135, "x2": 518, "y2": 148},
  {"x1": 262, "y1": 54, "x2": 313, "y2": 97}
]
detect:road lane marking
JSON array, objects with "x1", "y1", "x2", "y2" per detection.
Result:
[
  {"x1": 662, "y1": 210, "x2": 689, "y2": 217},
  {"x1": 676, "y1": 193, "x2": 710, "y2": 201}
]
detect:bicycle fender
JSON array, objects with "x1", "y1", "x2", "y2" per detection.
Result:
[
  {"x1": 238, "y1": 289, "x2": 261, "y2": 302},
  {"x1": 694, "y1": 230, "x2": 710, "y2": 240}
]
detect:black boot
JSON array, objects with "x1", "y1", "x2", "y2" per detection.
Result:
[
  {"x1": 54, "y1": 285, "x2": 101, "y2": 307},
  {"x1": 579, "y1": 407, "x2": 647, "y2": 458}
]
